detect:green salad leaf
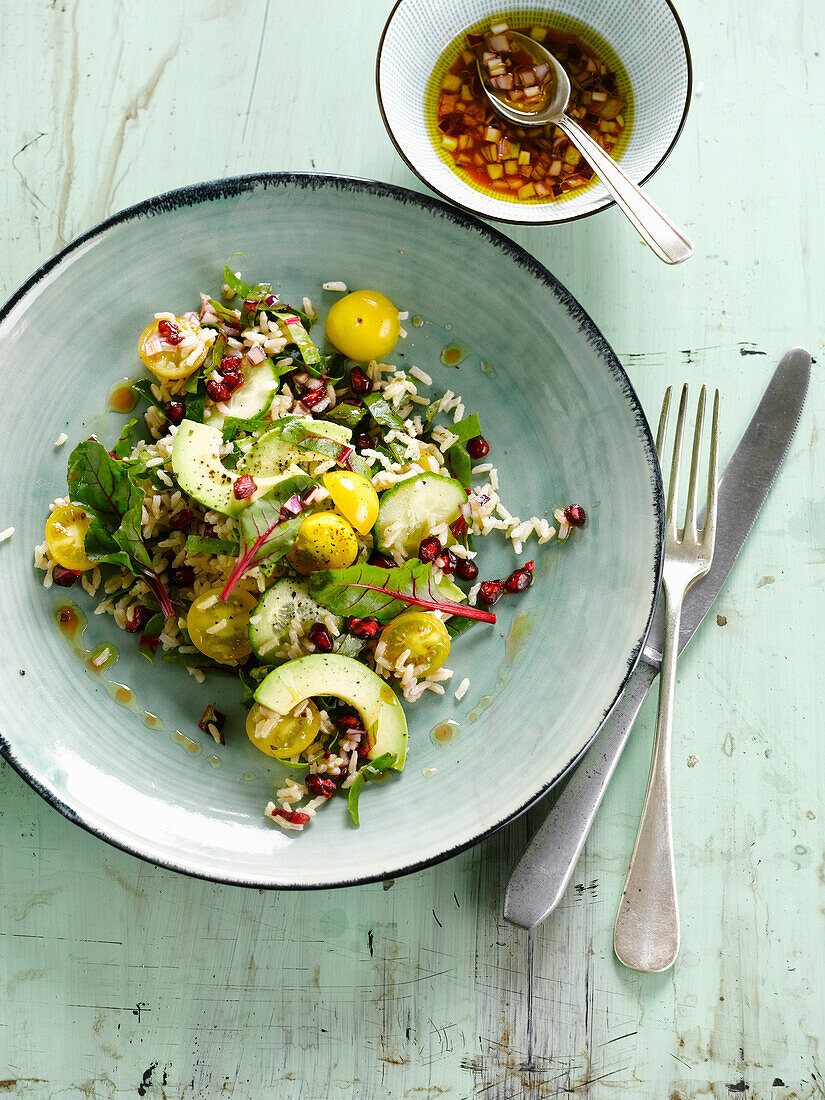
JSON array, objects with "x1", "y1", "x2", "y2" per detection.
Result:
[
  {"x1": 222, "y1": 255, "x2": 251, "y2": 298},
  {"x1": 347, "y1": 751, "x2": 397, "y2": 826},
  {"x1": 263, "y1": 416, "x2": 372, "y2": 479},
  {"x1": 273, "y1": 311, "x2": 322, "y2": 368},
  {"x1": 183, "y1": 534, "x2": 240, "y2": 556},
  {"x1": 446, "y1": 442, "x2": 471, "y2": 491}
]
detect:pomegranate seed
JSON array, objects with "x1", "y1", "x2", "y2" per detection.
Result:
[
  {"x1": 158, "y1": 318, "x2": 183, "y2": 345},
  {"x1": 336, "y1": 714, "x2": 363, "y2": 733},
  {"x1": 564, "y1": 505, "x2": 587, "y2": 527},
  {"x1": 349, "y1": 617, "x2": 382, "y2": 639},
  {"x1": 222, "y1": 370, "x2": 244, "y2": 393},
  {"x1": 306, "y1": 774, "x2": 336, "y2": 798},
  {"x1": 418, "y1": 536, "x2": 442, "y2": 564},
  {"x1": 437, "y1": 548, "x2": 457, "y2": 575},
  {"x1": 477, "y1": 580, "x2": 505, "y2": 607},
  {"x1": 355, "y1": 433, "x2": 372, "y2": 454},
  {"x1": 455, "y1": 559, "x2": 479, "y2": 581},
  {"x1": 164, "y1": 400, "x2": 185, "y2": 424},
  {"x1": 467, "y1": 435, "x2": 490, "y2": 460},
  {"x1": 233, "y1": 475, "x2": 257, "y2": 500},
  {"x1": 301, "y1": 387, "x2": 326, "y2": 409},
  {"x1": 369, "y1": 553, "x2": 396, "y2": 569},
  {"x1": 52, "y1": 564, "x2": 80, "y2": 587},
  {"x1": 504, "y1": 560, "x2": 534, "y2": 593},
  {"x1": 220, "y1": 355, "x2": 243, "y2": 373},
  {"x1": 264, "y1": 293, "x2": 277, "y2": 306},
  {"x1": 125, "y1": 605, "x2": 152, "y2": 634},
  {"x1": 308, "y1": 622, "x2": 333, "y2": 652},
  {"x1": 349, "y1": 366, "x2": 373, "y2": 395},
  {"x1": 172, "y1": 566, "x2": 195, "y2": 587},
  {"x1": 169, "y1": 508, "x2": 194, "y2": 531},
  {"x1": 271, "y1": 808, "x2": 311, "y2": 825},
  {"x1": 206, "y1": 379, "x2": 231, "y2": 402}
]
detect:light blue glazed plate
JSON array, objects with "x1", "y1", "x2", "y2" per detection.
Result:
[{"x1": 0, "y1": 174, "x2": 662, "y2": 888}]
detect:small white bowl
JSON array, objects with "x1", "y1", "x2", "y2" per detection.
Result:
[{"x1": 376, "y1": 0, "x2": 692, "y2": 225}]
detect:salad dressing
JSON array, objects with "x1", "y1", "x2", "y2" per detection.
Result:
[
  {"x1": 441, "y1": 344, "x2": 466, "y2": 367},
  {"x1": 431, "y1": 719, "x2": 460, "y2": 745},
  {"x1": 108, "y1": 381, "x2": 139, "y2": 413},
  {"x1": 171, "y1": 729, "x2": 200, "y2": 755}
]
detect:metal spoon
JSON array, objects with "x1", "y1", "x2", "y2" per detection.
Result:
[{"x1": 478, "y1": 33, "x2": 693, "y2": 264}]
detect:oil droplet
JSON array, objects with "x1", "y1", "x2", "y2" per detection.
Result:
[
  {"x1": 108, "y1": 681, "x2": 138, "y2": 712},
  {"x1": 171, "y1": 729, "x2": 201, "y2": 755},
  {"x1": 444, "y1": 322, "x2": 453, "y2": 332},
  {"x1": 56, "y1": 603, "x2": 83, "y2": 637},
  {"x1": 242, "y1": 772, "x2": 257, "y2": 781},
  {"x1": 467, "y1": 695, "x2": 492, "y2": 723},
  {"x1": 411, "y1": 315, "x2": 423, "y2": 327},
  {"x1": 87, "y1": 643, "x2": 118, "y2": 674},
  {"x1": 108, "y1": 380, "x2": 138, "y2": 413},
  {"x1": 422, "y1": 766, "x2": 437, "y2": 778},
  {"x1": 431, "y1": 719, "x2": 460, "y2": 745},
  {"x1": 441, "y1": 343, "x2": 465, "y2": 367},
  {"x1": 143, "y1": 711, "x2": 163, "y2": 729},
  {"x1": 208, "y1": 755, "x2": 222, "y2": 769},
  {"x1": 504, "y1": 610, "x2": 535, "y2": 668},
  {"x1": 480, "y1": 359, "x2": 496, "y2": 378}
]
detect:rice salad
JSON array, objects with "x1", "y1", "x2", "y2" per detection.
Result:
[{"x1": 34, "y1": 262, "x2": 587, "y2": 832}]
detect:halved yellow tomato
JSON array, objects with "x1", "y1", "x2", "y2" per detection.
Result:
[
  {"x1": 323, "y1": 470, "x2": 379, "y2": 536},
  {"x1": 45, "y1": 503, "x2": 94, "y2": 571},
  {"x1": 186, "y1": 586, "x2": 257, "y2": 664},
  {"x1": 286, "y1": 512, "x2": 359, "y2": 574},
  {"x1": 138, "y1": 317, "x2": 208, "y2": 381}
]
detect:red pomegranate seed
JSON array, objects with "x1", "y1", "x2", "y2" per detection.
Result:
[
  {"x1": 564, "y1": 505, "x2": 587, "y2": 527},
  {"x1": 172, "y1": 566, "x2": 195, "y2": 587},
  {"x1": 349, "y1": 366, "x2": 373, "y2": 395},
  {"x1": 264, "y1": 293, "x2": 277, "y2": 306},
  {"x1": 125, "y1": 605, "x2": 152, "y2": 633},
  {"x1": 271, "y1": 808, "x2": 311, "y2": 825},
  {"x1": 306, "y1": 774, "x2": 336, "y2": 798},
  {"x1": 455, "y1": 558, "x2": 479, "y2": 581},
  {"x1": 220, "y1": 355, "x2": 243, "y2": 373},
  {"x1": 355, "y1": 433, "x2": 372, "y2": 453},
  {"x1": 206, "y1": 379, "x2": 231, "y2": 402},
  {"x1": 477, "y1": 580, "x2": 505, "y2": 606},
  {"x1": 418, "y1": 536, "x2": 442, "y2": 564},
  {"x1": 222, "y1": 370, "x2": 244, "y2": 393},
  {"x1": 336, "y1": 714, "x2": 363, "y2": 733},
  {"x1": 308, "y1": 622, "x2": 333, "y2": 652},
  {"x1": 437, "y1": 548, "x2": 457, "y2": 575},
  {"x1": 504, "y1": 560, "x2": 534, "y2": 593},
  {"x1": 369, "y1": 553, "x2": 396, "y2": 569},
  {"x1": 52, "y1": 564, "x2": 80, "y2": 587},
  {"x1": 466, "y1": 435, "x2": 489, "y2": 460},
  {"x1": 349, "y1": 617, "x2": 382, "y2": 639},
  {"x1": 164, "y1": 400, "x2": 185, "y2": 425},
  {"x1": 233, "y1": 475, "x2": 257, "y2": 500},
  {"x1": 301, "y1": 387, "x2": 326, "y2": 409},
  {"x1": 169, "y1": 508, "x2": 194, "y2": 531},
  {"x1": 158, "y1": 318, "x2": 183, "y2": 345}
]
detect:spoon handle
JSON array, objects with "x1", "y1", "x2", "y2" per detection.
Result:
[{"x1": 557, "y1": 116, "x2": 694, "y2": 265}]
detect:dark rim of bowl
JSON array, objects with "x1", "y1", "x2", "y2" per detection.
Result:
[
  {"x1": 375, "y1": 0, "x2": 693, "y2": 226},
  {"x1": 0, "y1": 171, "x2": 664, "y2": 890}
]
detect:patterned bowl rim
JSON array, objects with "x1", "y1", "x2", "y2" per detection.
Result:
[
  {"x1": 375, "y1": 0, "x2": 693, "y2": 226},
  {"x1": 0, "y1": 172, "x2": 664, "y2": 889}
]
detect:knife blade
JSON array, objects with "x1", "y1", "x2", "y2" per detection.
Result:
[{"x1": 504, "y1": 347, "x2": 811, "y2": 930}]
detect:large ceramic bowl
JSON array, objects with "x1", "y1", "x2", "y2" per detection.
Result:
[
  {"x1": 0, "y1": 174, "x2": 662, "y2": 888},
  {"x1": 377, "y1": 0, "x2": 692, "y2": 224}
]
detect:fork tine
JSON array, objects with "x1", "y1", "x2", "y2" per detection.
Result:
[
  {"x1": 656, "y1": 387, "x2": 672, "y2": 457},
  {"x1": 683, "y1": 385, "x2": 706, "y2": 538},
  {"x1": 666, "y1": 385, "x2": 688, "y2": 536},
  {"x1": 703, "y1": 389, "x2": 720, "y2": 549}
]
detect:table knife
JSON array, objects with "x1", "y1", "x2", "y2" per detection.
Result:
[{"x1": 504, "y1": 347, "x2": 811, "y2": 930}]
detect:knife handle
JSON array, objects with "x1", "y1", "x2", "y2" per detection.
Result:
[{"x1": 504, "y1": 661, "x2": 658, "y2": 929}]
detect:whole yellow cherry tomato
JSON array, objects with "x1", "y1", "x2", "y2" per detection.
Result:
[
  {"x1": 246, "y1": 700, "x2": 322, "y2": 760},
  {"x1": 138, "y1": 317, "x2": 208, "y2": 381},
  {"x1": 45, "y1": 503, "x2": 94, "y2": 571},
  {"x1": 187, "y1": 586, "x2": 257, "y2": 664},
  {"x1": 286, "y1": 513, "x2": 359, "y2": 575},
  {"x1": 322, "y1": 470, "x2": 379, "y2": 536},
  {"x1": 324, "y1": 290, "x2": 400, "y2": 362},
  {"x1": 379, "y1": 610, "x2": 451, "y2": 677}
]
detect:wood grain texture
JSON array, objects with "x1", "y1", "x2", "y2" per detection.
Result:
[{"x1": 1, "y1": 0, "x2": 823, "y2": 1096}]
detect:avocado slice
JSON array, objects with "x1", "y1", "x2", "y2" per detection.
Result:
[
  {"x1": 171, "y1": 420, "x2": 287, "y2": 516},
  {"x1": 255, "y1": 653, "x2": 408, "y2": 770}
]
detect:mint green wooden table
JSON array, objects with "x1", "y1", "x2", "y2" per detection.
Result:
[{"x1": 2, "y1": 2, "x2": 823, "y2": 1096}]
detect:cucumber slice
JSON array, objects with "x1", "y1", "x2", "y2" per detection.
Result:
[
  {"x1": 375, "y1": 473, "x2": 468, "y2": 557},
  {"x1": 241, "y1": 417, "x2": 352, "y2": 479},
  {"x1": 249, "y1": 578, "x2": 342, "y2": 663},
  {"x1": 203, "y1": 358, "x2": 281, "y2": 430}
]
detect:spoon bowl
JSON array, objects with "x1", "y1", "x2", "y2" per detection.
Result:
[{"x1": 478, "y1": 31, "x2": 572, "y2": 123}]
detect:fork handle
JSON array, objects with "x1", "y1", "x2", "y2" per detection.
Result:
[{"x1": 613, "y1": 586, "x2": 681, "y2": 972}]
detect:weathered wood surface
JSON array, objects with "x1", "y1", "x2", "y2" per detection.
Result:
[{"x1": 1, "y1": 1, "x2": 823, "y2": 1096}]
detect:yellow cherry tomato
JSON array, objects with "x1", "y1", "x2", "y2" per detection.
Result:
[
  {"x1": 186, "y1": 586, "x2": 257, "y2": 664},
  {"x1": 322, "y1": 470, "x2": 379, "y2": 536},
  {"x1": 138, "y1": 317, "x2": 208, "y2": 381},
  {"x1": 45, "y1": 503, "x2": 94, "y2": 571},
  {"x1": 246, "y1": 700, "x2": 322, "y2": 760},
  {"x1": 286, "y1": 512, "x2": 359, "y2": 575},
  {"x1": 324, "y1": 290, "x2": 400, "y2": 362},
  {"x1": 379, "y1": 610, "x2": 451, "y2": 677}
]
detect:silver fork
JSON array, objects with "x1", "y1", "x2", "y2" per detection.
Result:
[{"x1": 613, "y1": 384, "x2": 719, "y2": 973}]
